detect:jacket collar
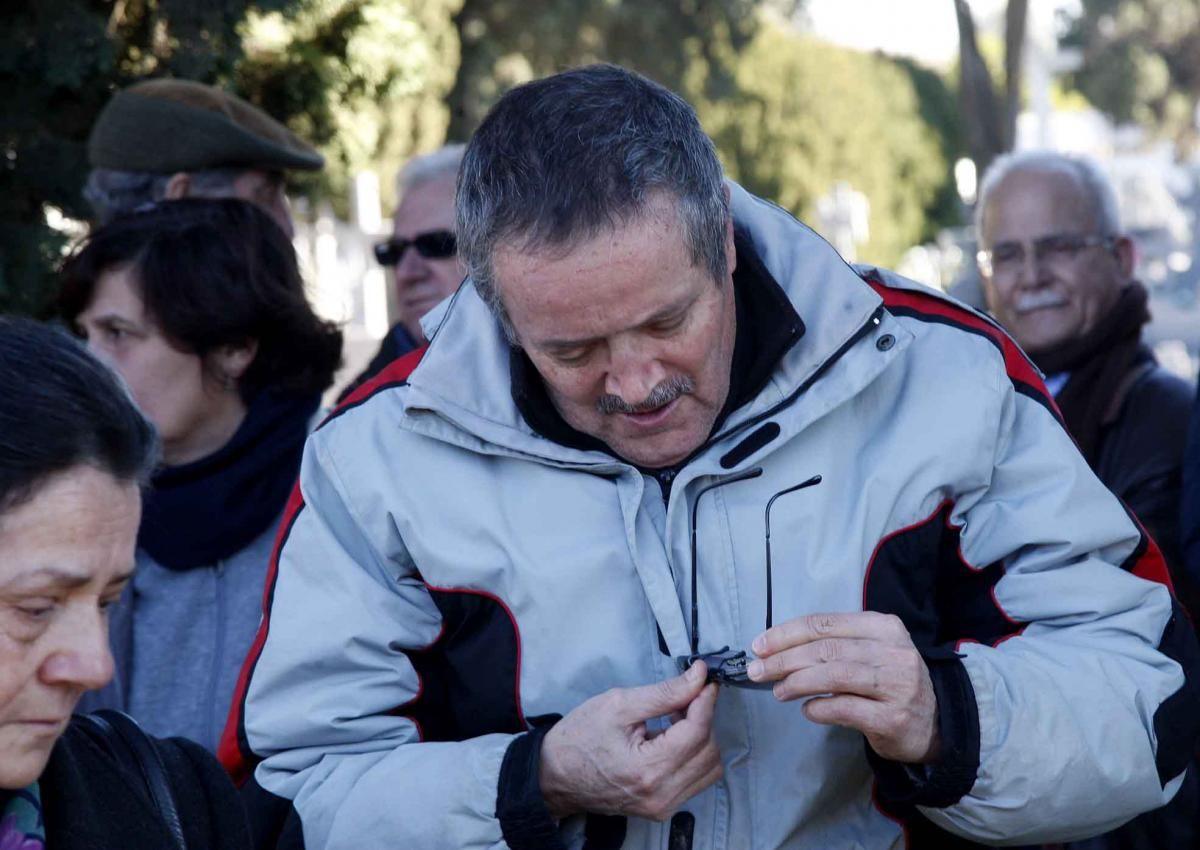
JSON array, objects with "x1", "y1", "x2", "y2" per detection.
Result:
[
  {"x1": 508, "y1": 226, "x2": 804, "y2": 463},
  {"x1": 402, "y1": 181, "x2": 887, "y2": 467}
]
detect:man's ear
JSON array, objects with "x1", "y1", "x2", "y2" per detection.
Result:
[
  {"x1": 163, "y1": 172, "x2": 192, "y2": 200},
  {"x1": 1113, "y1": 235, "x2": 1136, "y2": 278}
]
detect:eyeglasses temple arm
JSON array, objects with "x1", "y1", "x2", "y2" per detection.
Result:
[
  {"x1": 689, "y1": 466, "x2": 764, "y2": 656},
  {"x1": 763, "y1": 474, "x2": 822, "y2": 631}
]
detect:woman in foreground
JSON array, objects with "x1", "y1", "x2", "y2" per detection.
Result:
[{"x1": 0, "y1": 316, "x2": 249, "y2": 849}]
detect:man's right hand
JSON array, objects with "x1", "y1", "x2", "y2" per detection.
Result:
[{"x1": 538, "y1": 661, "x2": 722, "y2": 821}]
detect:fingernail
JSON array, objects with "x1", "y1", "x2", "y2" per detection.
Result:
[
  {"x1": 748, "y1": 660, "x2": 764, "y2": 680},
  {"x1": 687, "y1": 662, "x2": 703, "y2": 681},
  {"x1": 752, "y1": 636, "x2": 766, "y2": 655}
]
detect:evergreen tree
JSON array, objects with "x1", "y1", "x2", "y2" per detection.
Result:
[
  {"x1": 0, "y1": 0, "x2": 459, "y2": 315},
  {"x1": 1061, "y1": 0, "x2": 1200, "y2": 154},
  {"x1": 694, "y1": 26, "x2": 956, "y2": 266}
]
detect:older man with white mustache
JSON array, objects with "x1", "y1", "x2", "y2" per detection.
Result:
[{"x1": 977, "y1": 149, "x2": 1198, "y2": 849}]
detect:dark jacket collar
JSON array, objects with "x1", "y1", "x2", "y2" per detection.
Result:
[{"x1": 509, "y1": 228, "x2": 804, "y2": 468}]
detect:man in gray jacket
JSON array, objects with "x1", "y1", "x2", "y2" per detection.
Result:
[{"x1": 223, "y1": 66, "x2": 1199, "y2": 849}]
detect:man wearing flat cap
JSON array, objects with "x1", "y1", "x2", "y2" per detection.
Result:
[{"x1": 85, "y1": 78, "x2": 323, "y2": 237}]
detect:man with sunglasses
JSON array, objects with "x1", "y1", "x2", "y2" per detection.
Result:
[
  {"x1": 225, "y1": 69, "x2": 1199, "y2": 849},
  {"x1": 337, "y1": 145, "x2": 465, "y2": 400}
]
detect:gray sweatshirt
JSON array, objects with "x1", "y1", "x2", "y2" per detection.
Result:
[{"x1": 78, "y1": 518, "x2": 278, "y2": 752}]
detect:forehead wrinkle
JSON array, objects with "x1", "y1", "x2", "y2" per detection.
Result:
[
  {"x1": 536, "y1": 284, "x2": 699, "y2": 351},
  {"x1": 498, "y1": 192, "x2": 699, "y2": 352}
]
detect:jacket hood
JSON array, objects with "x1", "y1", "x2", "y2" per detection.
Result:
[{"x1": 401, "y1": 181, "x2": 889, "y2": 466}]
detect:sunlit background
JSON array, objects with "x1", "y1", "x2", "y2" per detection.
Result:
[{"x1": 5, "y1": 0, "x2": 1198, "y2": 383}]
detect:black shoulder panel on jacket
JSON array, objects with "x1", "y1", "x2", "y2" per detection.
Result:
[
  {"x1": 862, "y1": 500, "x2": 1023, "y2": 845},
  {"x1": 391, "y1": 585, "x2": 526, "y2": 742},
  {"x1": 863, "y1": 501, "x2": 1024, "y2": 650}
]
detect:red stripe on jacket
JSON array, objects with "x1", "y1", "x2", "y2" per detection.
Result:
[
  {"x1": 217, "y1": 345, "x2": 429, "y2": 782},
  {"x1": 865, "y1": 277, "x2": 1061, "y2": 416},
  {"x1": 335, "y1": 345, "x2": 429, "y2": 412}
]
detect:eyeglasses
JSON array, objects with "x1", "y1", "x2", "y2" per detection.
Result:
[
  {"x1": 977, "y1": 233, "x2": 1115, "y2": 278},
  {"x1": 373, "y1": 230, "x2": 458, "y2": 266},
  {"x1": 675, "y1": 467, "x2": 823, "y2": 689}
]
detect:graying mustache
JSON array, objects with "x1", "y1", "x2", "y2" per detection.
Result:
[{"x1": 596, "y1": 376, "x2": 695, "y2": 415}]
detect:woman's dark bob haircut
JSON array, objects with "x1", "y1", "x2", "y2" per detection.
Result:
[
  {"x1": 0, "y1": 317, "x2": 158, "y2": 514},
  {"x1": 57, "y1": 198, "x2": 343, "y2": 401}
]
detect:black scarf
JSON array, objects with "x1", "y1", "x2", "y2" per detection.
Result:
[
  {"x1": 138, "y1": 390, "x2": 319, "y2": 571},
  {"x1": 1028, "y1": 282, "x2": 1151, "y2": 467}
]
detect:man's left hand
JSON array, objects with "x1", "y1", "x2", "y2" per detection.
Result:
[{"x1": 746, "y1": 611, "x2": 940, "y2": 764}]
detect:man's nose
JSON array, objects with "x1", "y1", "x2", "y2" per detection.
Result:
[
  {"x1": 40, "y1": 609, "x2": 115, "y2": 693},
  {"x1": 1017, "y1": 242, "x2": 1046, "y2": 286},
  {"x1": 604, "y1": 337, "x2": 667, "y2": 406}
]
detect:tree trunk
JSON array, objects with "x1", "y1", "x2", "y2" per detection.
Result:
[
  {"x1": 444, "y1": 0, "x2": 492, "y2": 141},
  {"x1": 954, "y1": 0, "x2": 1006, "y2": 181},
  {"x1": 1003, "y1": 0, "x2": 1028, "y2": 150}
]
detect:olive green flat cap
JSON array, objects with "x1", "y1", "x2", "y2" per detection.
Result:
[{"x1": 88, "y1": 79, "x2": 324, "y2": 173}]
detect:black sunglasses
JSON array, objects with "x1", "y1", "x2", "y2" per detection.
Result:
[
  {"x1": 675, "y1": 467, "x2": 822, "y2": 689},
  {"x1": 374, "y1": 230, "x2": 458, "y2": 266}
]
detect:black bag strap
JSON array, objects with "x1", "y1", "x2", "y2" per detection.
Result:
[{"x1": 78, "y1": 710, "x2": 188, "y2": 850}]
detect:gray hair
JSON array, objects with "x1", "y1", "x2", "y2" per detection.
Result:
[
  {"x1": 396, "y1": 144, "x2": 465, "y2": 201},
  {"x1": 976, "y1": 150, "x2": 1122, "y2": 246},
  {"x1": 83, "y1": 166, "x2": 245, "y2": 224},
  {"x1": 456, "y1": 64, "x2": 729, "y2": 343}
]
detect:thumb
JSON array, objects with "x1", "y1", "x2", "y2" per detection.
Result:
[{"x1": 620, "y1": 662, "x2": 708, "y2": 722}]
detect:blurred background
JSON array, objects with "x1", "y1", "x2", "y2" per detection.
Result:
[{"x1": 4, "y1": 0, "x2": 1200, "y2": 382}]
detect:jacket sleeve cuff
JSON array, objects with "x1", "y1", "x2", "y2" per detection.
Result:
[
  {"x1": 496, "y1": 716, "x2": 566, "y2": 850},
  {"x1": 868, "y1": 647, "x2": 980, "y2": 809}
]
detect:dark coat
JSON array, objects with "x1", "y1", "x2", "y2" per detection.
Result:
[
  {"x1": 1073, "y1": 358, "x2": 1198, "y2": 850},
  {"x1": 335, "y1": 322, "x2": 418, "y2": 403},
  {"x1": 39, "y1": 717, "x2": 251, "y2": 850},
  {"x1": 1098, "y1": 360, "x2": 1195, "y2": 616},
  {"x1": 1175, "y1": 369, "x2": 1200, "y2": 621}
]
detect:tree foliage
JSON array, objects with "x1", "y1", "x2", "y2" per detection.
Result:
[
  {"x1": 0, "y1": 0, "x2": 458, "y2": 314},
  {"x1": 694, "y1": 25, "x2": 958, "y2": 266},
  {"x1": 3, "y1": 0, "x2": 965, "y2": 314},
  {"x1": 1060, "y1": 0, "x2": 1200, "y2": 152},
  {"x1": 237, "y1": 0, "x2": 460, "y2": 210},
  {"x1": 444, "y1": 4, "x2": 959, "y2": 264},
  {"x1": 444, "y1": 0, "x2": 776, "y2": 141}
]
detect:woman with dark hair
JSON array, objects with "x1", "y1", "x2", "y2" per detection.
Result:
[
  {"x1": 0, "y1": 316, "x2": 250, "y2": 849},
  {"x1": 58, "y1": 198, "x2": 343, "y2": 752}
]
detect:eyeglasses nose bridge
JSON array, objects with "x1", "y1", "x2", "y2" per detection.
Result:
[
  {"x1": 395, "y1": 238, "x2": 426, "y2": 269},
  {"x1": 1013, "y1": 239, "x2": 1048, "y2": 280}
]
